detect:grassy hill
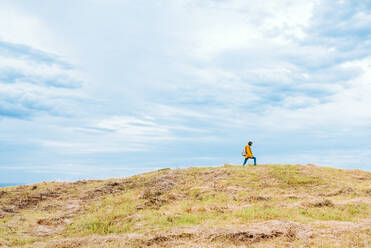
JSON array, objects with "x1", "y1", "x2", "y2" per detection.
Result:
[{"x1": 1, "y1": 164, "x2": 371, "y2": 247}]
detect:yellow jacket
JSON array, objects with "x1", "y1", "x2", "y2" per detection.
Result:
[{"x1": 244, "y1": 145, "x2": 253, "y2": 158}]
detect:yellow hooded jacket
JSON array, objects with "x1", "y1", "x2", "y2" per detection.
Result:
[{"x1": 244, "y1": 145, "x2": 253, "y2": 159}]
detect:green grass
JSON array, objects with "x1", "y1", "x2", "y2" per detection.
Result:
[
  {"x1": 7, "y1": 236, "x2": 36, "y2": 247},
  {"x1": 147, "y1": 212, "x2": 208, "y2": 228},
  {"x1": 66, "y1": 191, "x2": 138, "y2": 235},
  {"x1": 269, "y1": 165, "x2": 324, "y2": 186},
  {"x1": 235, "y1": 206, "x2": 288, "y2": 221},
  {"x1": 234, "y1": 203, "x2": 371, "y2": 223},
  {"x1": 299, "y1": 203, "x2": 371, "y2": 221}
]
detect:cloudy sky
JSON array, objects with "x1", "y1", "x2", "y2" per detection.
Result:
[{"x1": 1, "y1": 0, "x2": 371, "y2": 184}]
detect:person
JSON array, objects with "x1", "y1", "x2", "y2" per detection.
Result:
[{"x1": 242, "y1": 141, "x2": 256, "y2": 166}]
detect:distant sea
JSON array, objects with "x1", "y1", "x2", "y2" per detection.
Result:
[{"x1": 0, "y1": 183, "x2": 22, "y2": 188}]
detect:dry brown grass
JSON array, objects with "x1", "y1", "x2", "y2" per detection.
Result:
[{"x1": 1, "y1": 164, "x2": 371, "y2": 247}]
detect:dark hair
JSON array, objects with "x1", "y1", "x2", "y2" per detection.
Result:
[{"x1": 248, "y1": 141, "x2": 253, "y2": 145}]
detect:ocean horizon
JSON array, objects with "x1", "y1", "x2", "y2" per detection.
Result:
[{"x1": 0, "y1": 183, "x2": 23, "y2": 188}]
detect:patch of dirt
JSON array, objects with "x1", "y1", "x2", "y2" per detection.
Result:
[
  {"x1": 1, "y1": 206, "x2": 16, "y2": 213},
  {"x1": 19, "y1": 191, "x2": 60, "y2": 209},
  {"x1": 245, "y1": 195, "x2": 272, "y2": 202},
  {"x1": 198, "y1": 169, "x2": 231, "y2": 188},
  {"x1": 189, "y1": 187, "x2": 215, "y2": 200},
  {"x1": 27, "y1": 219, "x2": 371, "y2": 247},
  {"x1": 353, "y1": 175, "x2": 371, "y2": 181},
  {"x1": 81, "y1": 178, "x2": 136, "y2": 200},
  {"x1": 41, "y1": 203, "x2": 62, "y2": 211},
  {"x1": 140, "y1": 173, "x2": 184, "y2": 208},
  {"x1": 304, "y1": 199, "x2": 335, "y2": 207},
  {"x1": 334, "y1": 197, "x2": 371, "y2": 205},
  {"x1": 284, "y1": 193, "x2": 312, "y2": 199},
  {"x1": 210, "y1": 230, "x2": 284, "y2": 244},
  {"x1": 190, "y1": 204, "x2": 230, "y2": 213},
  {"x1": 0, "y1": 191, "x2": 62, "y2": 219},
  {"x1": 148, "y1": 173, "x2": 182, "y2": 192},
  {"x1": 31, "y1": 221, "x2": 301, "y2": 247},
  {"x1": 33, "y1": 223, "x2": 65, "y2": 237},
  {"x1": 30, "y1": 216, "x2": 74, "y2": 238},
  {"x1": 320, "y1": 187, "x2": 355, "y2": 197},
  {"x1": 309, "y1": 218, "x2": 371, "y2": 238},
  {"x1": 37, "y1": 217, "x2": 66, "y2": 226},
  {"x1": 145, "y1": 233, "x2": 194, "y2": 246},
  {"x1": 32, "y1": 234, "x2": 145, "y2": 248},
  {"x1": 208, "y1": 205, "x2": 231, "y2": 213},
  {"x1": 0, "y1": 191, "x2": 7, "y2": 198},
  {"x1": 0, "y1": 184, "x2": 67, "y2": 213},
  {"x1": 225, "y1": 186, "x2": 246, "y2": 193},
  {"x1": 147, "y1": 221, "x2": 301, "y2": 246},
  {"x1": 141, "y1": 188, "x2": 168, "y2": 208}
]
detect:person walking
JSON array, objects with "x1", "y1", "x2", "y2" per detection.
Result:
[{"x1": 242, "y1": 141, "x2": 256, "y2": 166}]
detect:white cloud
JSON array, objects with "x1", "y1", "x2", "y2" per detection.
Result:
[
  {"x1": 180, "y1": 0, "x2": 315, "y2": 59},
  {"x1": 1, "y1": 0, "x2": 371, "y2": 184},
  {"x1": 0, "y1": 3, "x2": 56, "y2": 53},
  {"x1": 95, "y1": 116, "x2": 171, "y2": 140}
]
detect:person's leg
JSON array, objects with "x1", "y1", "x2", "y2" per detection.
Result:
[
  {"x1": 243, "y1": 158, "x2": 248, "y2": 166},
  {"x1": 253, "y1": 157, "x2": 256, "y2": 166}
]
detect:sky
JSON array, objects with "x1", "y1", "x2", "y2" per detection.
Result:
[{"x1": 1, "y1": 0, "x2": 371, "y2": 184}]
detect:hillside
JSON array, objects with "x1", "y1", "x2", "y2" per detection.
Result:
[{"x1": 1, "y1": 164, "x2": 371, "y2": 247}]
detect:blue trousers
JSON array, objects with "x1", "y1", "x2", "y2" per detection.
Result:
[{"x1": 243, "y1": 157, "x2": 256, "y2": 166}]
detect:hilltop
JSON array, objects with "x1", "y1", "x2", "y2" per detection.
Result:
[{"x1": 1, "y1": 164, "x2": 371, "y2": 247}]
